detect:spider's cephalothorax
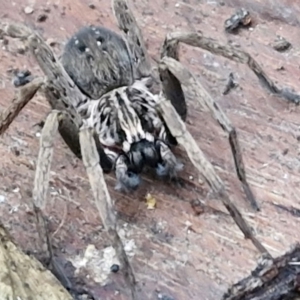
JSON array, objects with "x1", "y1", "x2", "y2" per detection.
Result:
[
  {"x1": 61, "y1": 26, "x2": 135, "y2": 98},
  {"x1": 60, "y1": 26, "x2": 183, "y2": 191}
]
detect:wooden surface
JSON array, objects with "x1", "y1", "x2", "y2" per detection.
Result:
[
  {"x1": 0, "y1": 0, "x2": 300, "y2": 299},
  {"x1": 0, "y1": 226, "x2": 72, "y2": 300}
]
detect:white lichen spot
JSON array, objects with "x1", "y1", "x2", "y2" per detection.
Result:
[
  {"x1": 0, "y1": 195, "x2": 6, "y2": 203},
  {"x1": 12, "y1": 187, "x2": 20, "y2": 193},
  {"x1": 24, "y1": 6, "x2": 34, "y2": 14},
  {"x1": 124, "y1": 239, "x2": 137, "y2": 257},
  {"x1": 70, "y1": 240, "x2": 137, "y2": 285},
  {"x1": 70, "y1": 244, "x2": 119, "y2": 285}
]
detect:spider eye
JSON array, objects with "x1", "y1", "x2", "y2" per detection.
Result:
[
  {"x1": 96, "y1": 36, "x2": 104, "y2": 44},
  {"x1": 77, "y1": 44, "x2": 86, "y2": 53}
]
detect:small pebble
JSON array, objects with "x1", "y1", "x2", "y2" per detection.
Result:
[
  {"x1": 110, "y1": 264, "x2": 120, "y2": 273},
  {"x1": 190, "y1": 199, "x2": 204, "y2": 216},
  {"x1": 13, "y1": 70, "x2": 32, "y2": 87},
  {"x1": 273, "y1": 37, "x2": 291, "y2": 52},
  {"x1": 282, "y1": 148, "x2": 289, "y2": 155},
  {"x1": 16, "y1": 46, "x2": 27, "y2": 55},
  {"x1": 46, "y1": 38, "x2": 57, "y2": 47},
  {"x1": 11, "y1": 146, "x2": 20, "y2": 156},
  {"x1": 24, "y1": 6, "x2": 34, "y2": 14},
  {"x1": 12, "y1": 187, "x2": 20, "y2": 193},
  {"x1": 37, "y1": 14, "x2": 48, "y2": 22},
  {"x1": 2, "y1": 38, "x2": 9, "y2": 46},
  {"x1": 158, "y1": 294, "x2": 175, "y2": 300}
]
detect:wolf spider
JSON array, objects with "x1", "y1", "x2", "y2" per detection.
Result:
[{"x1": 1, "y1": 0, "x2": 300, "y2": 298}]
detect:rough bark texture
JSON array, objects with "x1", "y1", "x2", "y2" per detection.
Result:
[
  {"x1": 0, "y1": 225, "x2": 72, "y2": 300},
  {"x1": 223, "y1": 244, "x2": 300, "y2": 299}
]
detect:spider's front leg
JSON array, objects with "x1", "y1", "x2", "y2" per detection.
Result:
[
  {"x1": 1, "y1": 20, "x2": 137, "y2": 299},
  {"x1": 32, "y1": 110, "x2": 77, "y2": 293},
  {"x1": 79, "y1": 126, "x2": 137, "y2": 299},
  {"x1": 159, "y1": 32, "x2": 260, "y2": 211},
  {"x1": 33, "y1": 111, "x2": 62, "y2": 210},
  {"x1": 112, "y1": 0, "x2": 189, "y2": 156},
  {"x1": 112, "y1": 0, "x2": 188, "y2": 119},
  {"x1": 112, "y1": 0, "x2": 152, "y2": 80}
]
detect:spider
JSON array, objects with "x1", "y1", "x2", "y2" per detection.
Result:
[
  {"x1": 59, "y1": 26, "x2": 185, "y2": 191},
  {"x1": 2, "y1": 0, "x2": 299, "y2": 205},
  {"x1": 1, "y1": 0, "x2": 299, "y2": 298},
  {"x1": 10, "y1": 26, "x2": 185, "y2": 193}
]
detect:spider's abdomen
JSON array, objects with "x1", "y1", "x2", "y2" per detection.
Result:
[
  {"x1": 61, "y1": 26, "x2": 135, "y2": 100},
  {"x1": 87, "y1": 86, "x2": 155, "y2": 151},
  {"x1": 126, "y1": 82, "x2": 164, "y2": 134}
]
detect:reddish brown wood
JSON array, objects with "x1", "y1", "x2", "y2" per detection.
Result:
[{"x1": 0, "y1": 0, "x2": 300, "y2": 299}]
